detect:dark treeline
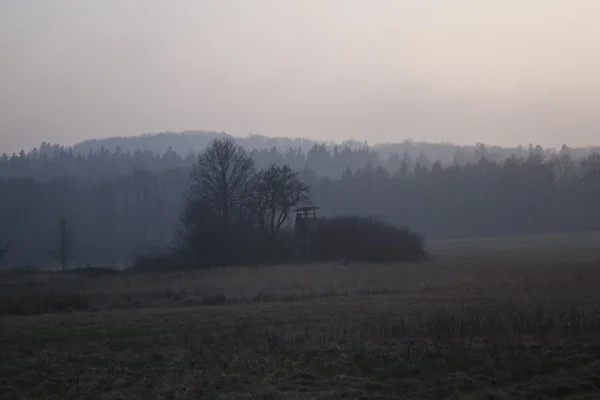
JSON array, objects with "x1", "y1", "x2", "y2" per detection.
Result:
[
  {"x1": 5, "y1": 131, "x2": 600, "y2": 180},
  {"x1": 305, "y1": 150, "x2": 600, "y2": 238},
  {"x1": 1, "y1": 134, "x2": 600, "y2": 267},
  {"x1": 0, "y1": 168, "x2": 187, "y2": 266}
]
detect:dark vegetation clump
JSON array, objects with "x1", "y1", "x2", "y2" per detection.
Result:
[
  {"x1": 129, "y1": 138, "x2": 426, "y2": 271},
  {"x1": 310, "y1": 216, "x2": 426, "y2": 263},
  {"x1": 133, "y1": 217, "x2": 425, "y2": 270},
  {"x1": 63, "y1": 266, "x2": 120, "y2": 277}
]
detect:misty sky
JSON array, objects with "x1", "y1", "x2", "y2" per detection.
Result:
[{"x1": 1, "y1": 0, "x2": 600, "y2": 153}]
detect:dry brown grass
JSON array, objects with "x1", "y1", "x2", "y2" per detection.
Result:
[
  {"x1": 2, "y1": 231, "x2": 600, "y2": 316},
  {"x1": 1, "y1": 233, "x2": 600, "y2": 398}
]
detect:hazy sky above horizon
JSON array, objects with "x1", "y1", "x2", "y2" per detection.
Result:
[{"x1": 1, "y1": 0, "x2": 600, "y2": 153}]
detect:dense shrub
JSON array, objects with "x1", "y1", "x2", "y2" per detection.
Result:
[
  {"x1": 309, "y1": 216, "x2": 425, "y2": 263},
  {"x1": 134, "y1": 215, "x2": 425, "y2": 271},
  {"x1": 132, "y1": 231, "x2": 292, "y2": 271},
  {"x1": 64, "y1": 266, "x2": 121, "y2": 277}
]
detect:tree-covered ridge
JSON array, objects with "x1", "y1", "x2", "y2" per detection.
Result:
[
  {"x1": 71, "y1": 131, "x2": 600, "y2": 164},
  {"x1": 3, "y1": 131, "x2": 600, "y2": 180}
]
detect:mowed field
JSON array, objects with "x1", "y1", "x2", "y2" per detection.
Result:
[{"x1": 2, "y1": 233, "x2": 600, "y2": 399}]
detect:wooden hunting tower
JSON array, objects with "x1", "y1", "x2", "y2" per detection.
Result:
[{"x1": 293, "y1": 206, "x2": 318, "y2": 237}]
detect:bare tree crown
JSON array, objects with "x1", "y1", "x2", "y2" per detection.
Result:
[
  {"x1": 246, "y1": 164, "x2": 311, "y2": 238},
  {"x1": 190, "y1": 138, "x2": 254, "y2": 224}
]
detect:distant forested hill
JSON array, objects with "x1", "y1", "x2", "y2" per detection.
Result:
[
  {"x1": 72, "y1": 130, "x2": 600, "y2": 168},
  {"x1": 72, "y1": 131, "x2": 326, "y2": 158}
]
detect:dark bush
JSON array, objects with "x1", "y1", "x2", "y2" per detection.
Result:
[
  {"x1": 309, "y1": 216, "x2": 425, "y2": 263},
  {"x1": 64, "y1": 266, "x2": 120, "y2": 277},
  {"x1": 133, "y1": 216, "x2": 425, "y2": 271},
  {"x1": 131, "y1": 234, "x2": 285, "y2": 271}
]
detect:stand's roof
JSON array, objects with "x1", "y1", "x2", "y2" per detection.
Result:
[{"x1": 293, "y1": 206, "x2": 319, "y2": 212}]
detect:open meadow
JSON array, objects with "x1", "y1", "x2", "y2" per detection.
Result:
[{"x1": 2, "y1": 232, "x2": 600, "y2": 399}]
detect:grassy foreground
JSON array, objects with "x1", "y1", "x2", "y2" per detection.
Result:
[{"x1": 2, "y1": 233, "x2": 600, "y2": 399}]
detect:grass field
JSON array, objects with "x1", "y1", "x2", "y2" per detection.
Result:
[{"x1": 2, "y1": 232, "x2": 600, "y2": 399}]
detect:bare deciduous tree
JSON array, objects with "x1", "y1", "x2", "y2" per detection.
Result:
[
  {"x1": 246, "y1": 164, "x2": 311, "y2": 239},
  {"x1": 189, "y1": 138, "x2": 255, "y2": 230},
  {"x1": 52, "y1": 217, "x2": 72, "y2": 271}
]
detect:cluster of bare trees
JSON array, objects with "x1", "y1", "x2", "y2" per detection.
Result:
[
  {"x1": 179, "y1": 138, "x2": 311, "y2": 263},
  {"x1": 246, "y1": 164, "x2": 311, "y2": 239}
]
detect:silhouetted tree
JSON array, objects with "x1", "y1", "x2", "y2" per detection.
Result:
[
  {"x1": 246, "y1": 164, "x2": 311, "y2": 239},
  {"x1": 179, "y1": 138, "x2": 256, "y2": 264},
  {"x1": 51, "y1": 217, "x2": 72, "y2": 271},
  {"x1": 188, "y1": 138, "x2": 254, "y2": 230}
]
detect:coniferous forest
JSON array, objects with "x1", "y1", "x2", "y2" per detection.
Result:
[{"x1": 1, "y1": 131, "x2": 600, "y2": 267}]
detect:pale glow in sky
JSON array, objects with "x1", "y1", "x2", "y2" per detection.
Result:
[{"x1": 1, "y1": 0, "x2": 600, "y2": 152}]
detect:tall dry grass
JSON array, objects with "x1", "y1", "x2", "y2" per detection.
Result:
[
  {"x1": 1, "y1": 235, "x2": 600, "y2": 315},
  {"x1": 2, "y1": 234, "x2": 600, "y2": 398}
]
